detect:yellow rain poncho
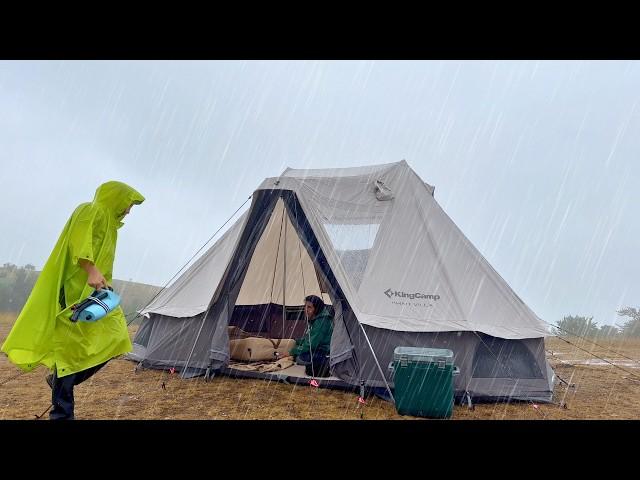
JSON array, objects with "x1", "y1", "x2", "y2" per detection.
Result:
[{"x1": 1, "y1": 181, "x2": 144, "y2": 377}]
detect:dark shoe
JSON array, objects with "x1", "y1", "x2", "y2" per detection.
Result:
[
  {"x1": 46, "y1": 374, "x2": 54, "y2": 389},
  {"x1": 305, "y1": 361, "x2": 331, "y2": 378}
]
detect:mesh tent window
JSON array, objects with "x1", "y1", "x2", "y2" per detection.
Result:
[
  {"x1": 471, "y1": 334, "x2": 543, "y2": 379},
  {"x1": 323, "y1": 223, "x2": 380, "y2": 290}
]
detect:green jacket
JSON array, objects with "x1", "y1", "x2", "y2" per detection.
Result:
[
  {"x1": 290, "y1": 307, "x2": 333, "y2": 357},
  {"x1": 1, "y1": 181, "x2": 144, "y2": 377}
]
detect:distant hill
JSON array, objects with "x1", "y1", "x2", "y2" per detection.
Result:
[
  {"x1": 0, "y1": 263, "x2": 162, "y2": 323},
  {"x1": 109, "y1": 278, "x2": 163, "y2": 323}
]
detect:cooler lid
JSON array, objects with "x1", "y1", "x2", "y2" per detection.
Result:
[{"x1": 393, "y1": 346, "x2": 454, "y2": 363}]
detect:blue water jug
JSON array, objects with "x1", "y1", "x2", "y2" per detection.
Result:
[{"x1": 70, "y1": 287, "x2": 121, "y2": 322}]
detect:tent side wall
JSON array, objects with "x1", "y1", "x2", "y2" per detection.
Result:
[
  {"x1": 200, "y1": 189, "x2": 285, "y2": 370},
  {"x1": 139, "y1": 211, "x2": 249, "y2": 318},
  {"x1": 349, "y1": 326, "x2": 553, "y2": 401},
  {"x1": 130, "y1": 312, "x2": 211, "y2": 377},
  {"x1": 130, "y1": 190, "x2": 283, "y2": 373}
]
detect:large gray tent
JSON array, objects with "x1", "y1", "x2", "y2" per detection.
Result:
[{"x1": 129, "y1": 161, "x2": 555, "y2": 403}]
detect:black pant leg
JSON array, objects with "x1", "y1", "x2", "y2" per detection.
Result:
[
  {"x1": 73, "y1": 361, "x2": 108, "y2": 386},
  {"x1": 50, "y1": 372, "x2": 76, "y2": 420},
  {"x1": 49, "y1": 362, "x2": 108, "y2": 420},
  {"x1": 311, "y1": 351, "x2": 331, "y2": 377}
]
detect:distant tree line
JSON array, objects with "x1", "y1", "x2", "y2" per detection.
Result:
[
  {"x1": 0, "y1": 263, "x2": 39, "y2": 313},
  {"x1": 616, "y1": 308, "x2": 640, "y2": 337},
  {"x1": 0, "y1": 263, "x2": 161, "y2": 322},
  {"x1": 554, "y1": 311, "x2": 640, "y2": 338}
]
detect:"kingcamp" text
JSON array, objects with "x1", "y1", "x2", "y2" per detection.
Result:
[{"x1": 384, "y1": 289, "x2": 440, "y2": 301}]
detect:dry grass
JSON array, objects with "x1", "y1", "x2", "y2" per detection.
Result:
[{"x1": 1, "y1": 312, "x2": 639, "y2": 420}]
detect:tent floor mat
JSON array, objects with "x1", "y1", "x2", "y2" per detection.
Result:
[{"x1": 219, "y1": 364, "x2": 355, "y2": 391}]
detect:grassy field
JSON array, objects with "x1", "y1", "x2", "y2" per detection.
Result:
[{"x1": 1, "y1": 312, "x2": 639, "y2": 420}]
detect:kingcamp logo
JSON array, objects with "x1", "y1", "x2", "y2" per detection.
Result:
[{"x1": 384, "y1": 289, "x2": 440, "y2": 301}]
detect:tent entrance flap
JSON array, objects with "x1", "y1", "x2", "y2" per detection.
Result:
[
  {"x1": 227, "y1": 194, "x2": 334, "y2": 340},
  {"x1": 233, "y1": 197, "x2": 329, "y2": 308}
]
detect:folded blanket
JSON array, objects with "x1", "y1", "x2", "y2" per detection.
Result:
[{"x1": 229, "y1": 357, "x2": 295, "y2": 373}]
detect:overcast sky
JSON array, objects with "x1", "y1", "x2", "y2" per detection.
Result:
[{"x1": 1, "y1": 60, "x2": 638, "y2": 328}]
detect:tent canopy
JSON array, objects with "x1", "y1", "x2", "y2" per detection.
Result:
[
  {"x1": 143, "y1": 160, "x2": 547, "y2": 339},
  {"x1": 132, "y1": 160, "x2": 554, "y2": 402}
]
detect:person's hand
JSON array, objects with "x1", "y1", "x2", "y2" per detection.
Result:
[
  {"x1": 87, "y1": 268, "x2": 108, "y2": 290},
  {"x1": 79, "y1": 259, "x2": 108, "y2": 290}
]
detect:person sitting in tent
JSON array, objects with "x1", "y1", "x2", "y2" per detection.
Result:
[
  {"x1": 1, "y1": 181, "x2": 144, "y2": 420},
  {"x1": 279, "y1": 294, "x2": 333, "y2": 377}
]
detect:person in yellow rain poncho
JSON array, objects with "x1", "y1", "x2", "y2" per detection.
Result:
[{"x1": 1, "y1": 181, "x2": 144, "y2": 420}]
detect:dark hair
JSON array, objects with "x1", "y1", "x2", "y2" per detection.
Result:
[{"x1": 304, "y1": 295, "x2": 325, "y2": 316}]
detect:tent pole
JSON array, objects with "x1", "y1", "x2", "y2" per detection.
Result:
[{"x1": 282, "y1": 199, "x2": 286, "y2": 338}]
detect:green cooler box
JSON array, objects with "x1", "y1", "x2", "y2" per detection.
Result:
[{"x1": 389, "y1": 347, "x2": 459, "y2": 419}]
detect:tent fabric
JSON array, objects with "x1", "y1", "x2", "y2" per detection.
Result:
[
  {"x1": 139, "y1": 211, "x2": 249, "y2": 318},
  {"x1": 235, "y1": 198, "x2": 326, "y2": 306},
  {"x1": 131, "y1": 161, "x2": 553, "y2": 401},
  {"x1": 256, "y1": 160, "x2": 548, "y2": 338},
  {"x1": 141, "y1": 198, "x2": 327, "y2": 318},
  {"x1": 143, "y1": 161, "x2": 546, "y2": 339}
]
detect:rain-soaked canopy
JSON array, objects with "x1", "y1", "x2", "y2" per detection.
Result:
[{"x1": 131, "y1": 162, "x2": 554, "y2": 402}]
